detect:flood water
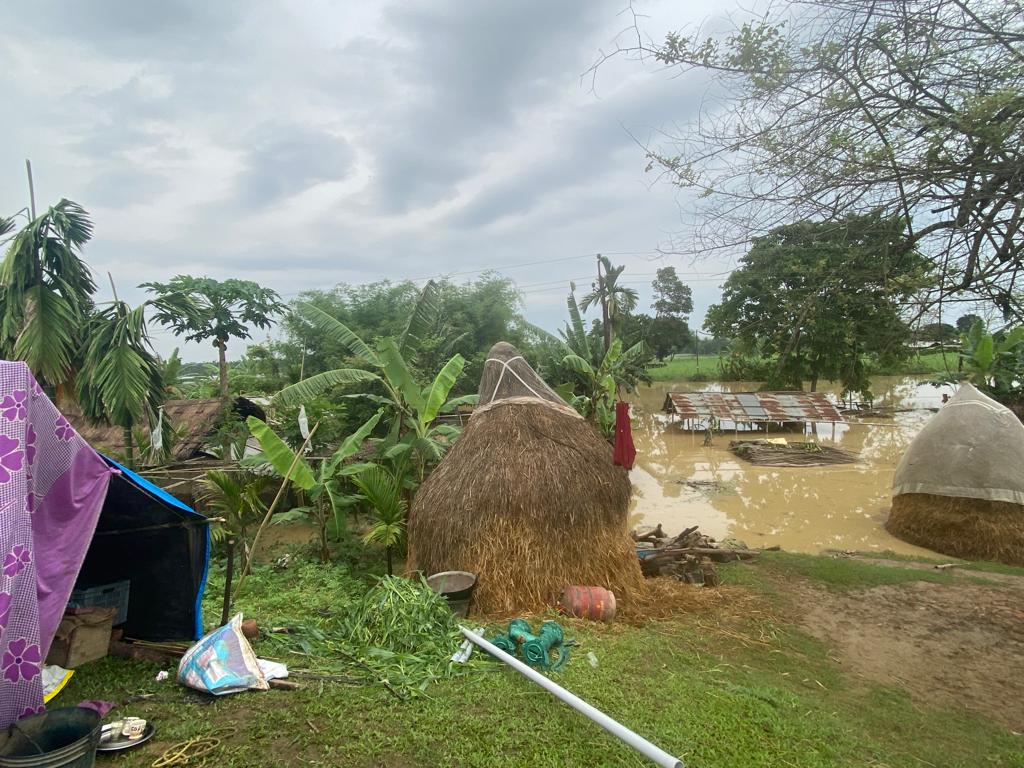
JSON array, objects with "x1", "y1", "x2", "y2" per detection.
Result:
[{"x1": 627, "y1": 376, "x2": 956, "y2": 555}]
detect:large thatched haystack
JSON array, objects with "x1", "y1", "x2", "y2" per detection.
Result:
[
  {"x1": 888, "y1": 383, "x2": 1024, "y2": 564},
  {"x1": 408, "y1": 342, "x2": 644, "y2": 613}
]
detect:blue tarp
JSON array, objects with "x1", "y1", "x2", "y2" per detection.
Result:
[{"x1": 72, "y1": 457, "x2": 211, "y2": 640}]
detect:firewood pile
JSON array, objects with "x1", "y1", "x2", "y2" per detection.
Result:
[{"x1": 631, "y1": 524, "x2": 762, "y2": 586}]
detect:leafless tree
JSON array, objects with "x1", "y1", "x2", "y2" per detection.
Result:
[{"x1": 594, "y1": 1, "x2": 1024, "y2": 318}]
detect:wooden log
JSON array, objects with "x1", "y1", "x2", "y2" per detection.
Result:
[
  {"x1": 640, "y1": 546, "x2": 761, "y2": 562},
  {"x1": 666, "y1": 525, "x2": 701, "y2": 548}
]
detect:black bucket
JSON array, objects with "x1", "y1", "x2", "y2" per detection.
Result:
[
  {"x1": 426, "y1": 571, "x2": 477, "y2": 617},
  {"x1": 0, "y1": 708, "x2": 101, "y2": 768}
]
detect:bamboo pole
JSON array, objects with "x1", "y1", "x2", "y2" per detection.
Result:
[{"x1": 232, "y1": 422, "x2": 319, "y2": 600}]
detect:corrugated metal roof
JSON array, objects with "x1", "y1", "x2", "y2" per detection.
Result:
[{"x1": 662, "y1": 391, "x2": 844, "y2": 423}]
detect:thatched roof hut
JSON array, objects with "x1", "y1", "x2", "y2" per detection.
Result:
[
  {"x1": 887, "y1": 383, "x2": 1024, "y2": 564},
  {"x1": 67, "y1": 397, "x2": 266, "y2": 463},
  {"x1": 408, "y1": 342, "x2": 644, "y2": 613}
]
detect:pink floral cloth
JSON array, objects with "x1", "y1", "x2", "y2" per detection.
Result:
[{"x1": 0, "y1": 363, "x2": 113, "y2": 728}]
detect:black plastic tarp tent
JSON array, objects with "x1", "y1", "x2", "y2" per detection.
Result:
[{"x1": 73, "y1": 457, "x2": 209, "y2": 641}]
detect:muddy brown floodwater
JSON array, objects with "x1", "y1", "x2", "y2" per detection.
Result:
[{"x1": 627, "y1": 376, "x2": 956, "y2": 555}]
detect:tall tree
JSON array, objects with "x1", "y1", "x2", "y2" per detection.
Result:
[
  {"x1": 704, "y1": 214, "x2": 933, "y2": 396},
  {"x1": 957, "y1": 314, "x2": 984, "y2": 335},
  {"x1": 648, "y1": 266, "x2": 693, "y2": 361},
  {"x1": 651, "y1": 266, "x2": 693, "y2": 320},
  {"x1": 0, "y1": 200, "x2": 95, "y2": 394},
  {"x1": 607, "y1": 1, "x2": 1024, "y2": 317},
  {"x1": 580, "y1": 255, "x2": 639, "y2": 350},
  {"x1": 142, "y1": 276, "x2": 286, "y2": 397}
]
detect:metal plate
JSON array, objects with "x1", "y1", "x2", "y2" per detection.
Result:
[{"x1": 97, "y1": 722, "x2": 155, "y2": 753}]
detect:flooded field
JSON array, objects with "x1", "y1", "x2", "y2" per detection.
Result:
[{"x1": 627, "y1": 376, "x2": 955, "y2": 555}]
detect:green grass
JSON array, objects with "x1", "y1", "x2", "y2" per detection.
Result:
[
  {"x1": 646, "y1": 350, "x2": 959, "y2": 383},
  {"x1": 851, "y1": 548, "x2": 1024, "y2": 577},
  {"x1": 729, "y1": 550, "x2": 991, "y2": 590},
  {"x1": 57, "y1": 553, "x2": 1023, "y2": 767},
  {"x1": 887, "y1": 350, "x2": 959, "y2": 376},
  {"x1": 648, "y1": 355, "x2": 729, "y2": 381}
]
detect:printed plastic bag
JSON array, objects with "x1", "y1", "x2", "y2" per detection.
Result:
[{"x1": 177, "y1": 614, "x2": 268, "y2": 695}]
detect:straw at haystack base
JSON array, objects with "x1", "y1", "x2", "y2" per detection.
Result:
[
  {"x1": 887, "y1": 494, "x2": 1024, "y2": 565},
  {"x1": 408, "y1": 342, "x2": 645, "y2": 614}
]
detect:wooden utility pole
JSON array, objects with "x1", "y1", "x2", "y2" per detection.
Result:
[{"x1": 596, "y1": 254, "x2": 610, "y2": 353}]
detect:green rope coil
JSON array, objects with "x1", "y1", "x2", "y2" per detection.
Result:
[
  {"x1": 491, "y1": 634, "x2": 516, "y2": 654},
  {"x1": 522, "y1": 621, "x2": 564, "y2": 668},
  {"x1": 489, "y1": 619, "x2": 570, "y2": 672},
  {"x1": 507, "y1": 619, "x2": 535, "y2": 646}
]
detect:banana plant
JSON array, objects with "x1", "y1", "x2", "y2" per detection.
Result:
[
  {"x1": 246, "y1": 410, "x2": 382, "y2": 562},
  {"x1": 958, "y1": 320, "x2": 1024, "y2": 401},
  {"x1": 562, "y1": 338, "x2": 648, "y2": 436},
  {"x1": 529, "y1": 288, "x2": 651, "y2": 409},
  {"x1": 275, "y1": 283, "x2": 473, "y2": 471}
]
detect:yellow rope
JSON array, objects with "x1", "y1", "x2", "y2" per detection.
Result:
[{"x1": 151, "y1": 727, "x2": 236, "y2": 768}]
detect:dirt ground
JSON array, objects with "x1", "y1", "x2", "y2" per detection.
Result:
[{"x1": 787, "y1": 562, "x2": 1024, "y2": 732}]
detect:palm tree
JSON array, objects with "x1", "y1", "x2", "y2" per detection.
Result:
[
  {"x1": 161, "y1": 348, "x2": 186, "y2": 398},
  {"x1": 76, "y1": 293, "x2": 192, "y2": 468},
  {"x1": 580, "y1": 256, "x2": 639, "y2": 351},
  {"x1": 0, "y1": 200, "x2": 96, "y2": 395},
  {"x1": 352, "y1": 464, "x2": 407, "y2": 576},
  {"x1": 199, "y1": 470, "x2": 273, "y2": 558}
]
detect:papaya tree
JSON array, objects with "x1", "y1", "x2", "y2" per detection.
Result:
[{"x1": 142, "y1": 276, "x2": 286, "y2": 398}]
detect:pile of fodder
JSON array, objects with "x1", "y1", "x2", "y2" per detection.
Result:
[
  {"x1": 887, "y1": 493, "x2": 1024, "y2": 565},
  {"x1": 409, "y1": 399, "x2": 645, "y2": 615}
]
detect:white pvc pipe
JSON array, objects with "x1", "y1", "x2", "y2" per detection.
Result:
[{"x1": 460, "y1": 627, "x2": 684, "y2": 768}]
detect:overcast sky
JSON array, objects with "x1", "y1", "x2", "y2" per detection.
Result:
[{"x1": 0, "y1": 0, "x2": 735, "y2": 361}]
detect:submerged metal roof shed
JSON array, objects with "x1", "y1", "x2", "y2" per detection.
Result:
[{"x1": 662, "y1": 391, "x2": 844, "y2": 424}]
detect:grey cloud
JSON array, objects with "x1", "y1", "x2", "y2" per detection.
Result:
[
  {"x1": 12, "y1": 0, "x2": 250, "y2": 58},
  {"x1": 83, "y1": 168, "x2": 170, "y2": 207},
  {"x1": 235, "y1": 127, "x2": 354, "y2": 208},
  {"x1": 449, "y1": 73, "x2": 711, "y2": 229},
  {"x1": 62, "y1": 77, "x2": 177, "y2": 158},
  {"x1": 366, "y1": 0, "x2": 622, "y2": 213}
]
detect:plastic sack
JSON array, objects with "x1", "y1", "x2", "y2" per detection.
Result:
[
  {"x1": 41, "y1": 665, "x2": 73, "y2": 703},
  {"x1": 177, "y1": 614, "x2": 268, "y2": 695}
]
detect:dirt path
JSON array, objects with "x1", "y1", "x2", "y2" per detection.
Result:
[{"x1": 783, "y1": 568, "x2": 1024, "y2": 732}]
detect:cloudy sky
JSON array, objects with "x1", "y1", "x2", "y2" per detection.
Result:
[{"x1": 0, "y1": 0, "x2": 735, "y2": 360}]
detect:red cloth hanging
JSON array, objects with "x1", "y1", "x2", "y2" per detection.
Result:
[{"x1": 613, "y1": 400, "x2": 636, "y2": 469}]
